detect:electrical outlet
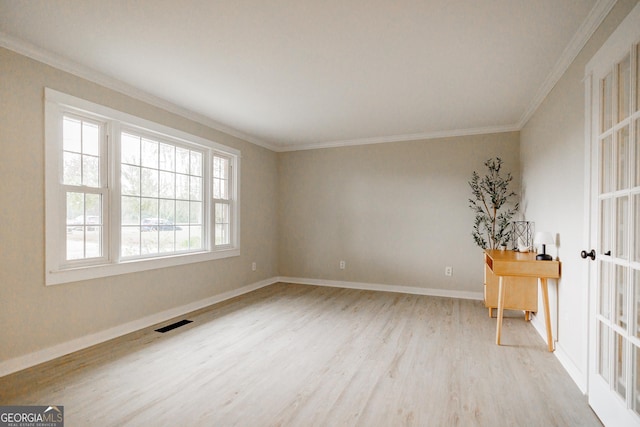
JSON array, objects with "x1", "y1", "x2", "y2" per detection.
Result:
[
  {"x1": 339, "y1": 260, "x2": 346, "y2": 270},
  {"x1": 445, "y1": 266, "x2": 453, "y2": 277},
  {"x1": 251, "y1": 262, "x2": 257, "y2": 271}
]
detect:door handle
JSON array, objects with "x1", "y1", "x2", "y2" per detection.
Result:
[{"x1": 581, "y1": 249, "x2": 596, "y2": 260}]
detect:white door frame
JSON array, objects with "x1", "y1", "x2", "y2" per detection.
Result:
[{"x1": 585, "y1": 3, "x2": 640, "y2": 425}]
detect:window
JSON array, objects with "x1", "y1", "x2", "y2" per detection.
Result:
[
  {"x1": 45, "y1": 89, "x2": 240, "y2": 285},
  {"x1": 119, "y1": 131, "x2": 205, "y2": 257},
  {"x1": 213, "y1": 154, "x2": 232, "y2": 246},
  {"x1": 62, "y1": 115, "x2": 107, "y2": 263}
]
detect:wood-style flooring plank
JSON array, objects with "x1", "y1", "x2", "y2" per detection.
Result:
[{"x1": 0, "y1": 283, "x2": 601, "y2": 426}]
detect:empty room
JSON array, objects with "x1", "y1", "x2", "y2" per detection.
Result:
[{"x1": 1, "y1": 0, "x2": 639, "y2": 425}]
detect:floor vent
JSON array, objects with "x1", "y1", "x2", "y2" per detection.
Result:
[{"x1": 155, "y1": 319, "x2": 193, "y2": 333}]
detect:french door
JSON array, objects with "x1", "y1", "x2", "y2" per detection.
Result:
[{"x1": 587, "y1": 5, "x2": 640, "y2": 426}]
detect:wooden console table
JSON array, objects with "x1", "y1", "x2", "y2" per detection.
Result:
[{"x1": 484, "y1": 250, "x2": 561, "y2": 352}]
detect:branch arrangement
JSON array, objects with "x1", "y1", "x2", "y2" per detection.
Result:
[{"x1": 468, "y1": 158, "x2": 519, "y2": 249}]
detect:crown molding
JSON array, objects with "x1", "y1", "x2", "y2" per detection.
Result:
[
  {"x1": 0, "y1": 31, "x2": 280, "y2": 152},
  {"x1": 517, "y1": 0, "x2": 618, "y2": 129},
  {"x1": 1, "y1": 0, "x2": 617, "y2": 154},
  {"x1": 276, "y1": 123, "x2": 521, "y2": 152}
]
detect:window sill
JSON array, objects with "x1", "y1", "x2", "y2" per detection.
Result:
[{"x1": 46, "y1": 248, "x2": 240, "y2": 286}]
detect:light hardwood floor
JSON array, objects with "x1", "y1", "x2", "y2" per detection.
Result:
[{"x1": 1, "y1": 283, "x2": 601, "y2": 426}]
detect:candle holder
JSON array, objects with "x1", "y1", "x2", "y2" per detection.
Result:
[{"x1": 511, "y1": 221, "x2": 535, "y2": 251}]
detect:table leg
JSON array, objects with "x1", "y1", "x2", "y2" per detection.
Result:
[
  {"x1": 495, "y1": 276, "x2": 505, "y2": 345},
  {"x1": 540, "y1": 278, "x2": 554, "y2": 352}
]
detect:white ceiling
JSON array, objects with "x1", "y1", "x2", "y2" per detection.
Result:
[{"x1": 0, "y1": 0, "x2": 610, "y2": 151}]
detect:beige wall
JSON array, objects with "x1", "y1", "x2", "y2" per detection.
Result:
[
  {"x1": 520, "y1": 0, "x2": 638, "y2": 388},
  {"x1": 278, "y1": 133, "x2": 520, "y2": 294},
  {"x1": 4, "y1": 0, "x2": 637, "y2": 383},
  {"x1": 0, "y1": 47, "x2": 279, "y2": 362}
]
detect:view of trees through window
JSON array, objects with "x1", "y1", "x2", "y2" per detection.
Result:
[
  {"x1": 120, "y1": 132, "x2": 204, "y2": 257},
  {"x1": 48, "y1": 89, "x2": 240, "y2": 284},
  {"x1": 213, "y1": 155, "x2": 230, "y2": 246},
  {"x1": 63, "y1": 116, "x2": 104, "y2": 260}
]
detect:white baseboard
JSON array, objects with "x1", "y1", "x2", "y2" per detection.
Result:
[
  {"x1": 529, "y1": 311, "x2": 546, "y2": 342},
  {"x1": 529, "y1": 312, "x2": 587, "y2": 394},
  {"x1": 0, "y1": 277, "x2": 279, "y2": 378},
  {"x1": 554, "y1": 343, "x2": 587, "y2": 394},
  {"x1": 278, "y1": 276, "x2": 484, "y2": 301}
]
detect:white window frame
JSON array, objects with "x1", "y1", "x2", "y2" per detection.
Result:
[
  {"x1": 45, "y1": 89, "x2": 240, "y2": 286},
  {"x1": 212, "y1": 152, "x2": 234, "y2": 247},
  {"x1": 58, "y1": 112, "x2": 110, "y2": 268}
]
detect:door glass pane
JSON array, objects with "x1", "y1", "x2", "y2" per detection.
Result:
[
  {"x1": 616, "y1": 196, "x2": 629, "y2": 259},
  {"x1": 600, "y1": 261, "x2": 611, "y2": 319},
  {"x1": 615, "y1": 332, "x2": 628, "y2": 399},
  {"x1": 618, "y1": 55, "x2": 630, "y2": 122},
  {"x1": 600, "y1": 198, "x2": 612, "y2": 255},
  {"x1": 602, "y1": 72, "x2": 613, "y2": 132},
  {"x1": 635, "y1": 270, "x2": 640, "y2": 338},
  {"x1": 633, "y1": 345, "x2": 640, "y2": 416},
  {"x1": 635, "y1": 194, "x2": 640, "y2": 263},
  {"x1": 637, "y1": 45, "x2": 640, "y2": 113},
  {"x1": 599, "y1": 322, "x2": 611, "y2": 384},
  {"x1": 634, "y1": 120, "x2": 640, "y2": 187},
  {"x1": 601, "y1": 135, "x2": 613, "y2": 193},
  {"x1": 616, "y1": 126, "x2": 629, "y2": 190},
  {"x1": 616, "y1": 265, "x2": 629, "y2": 330}
]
